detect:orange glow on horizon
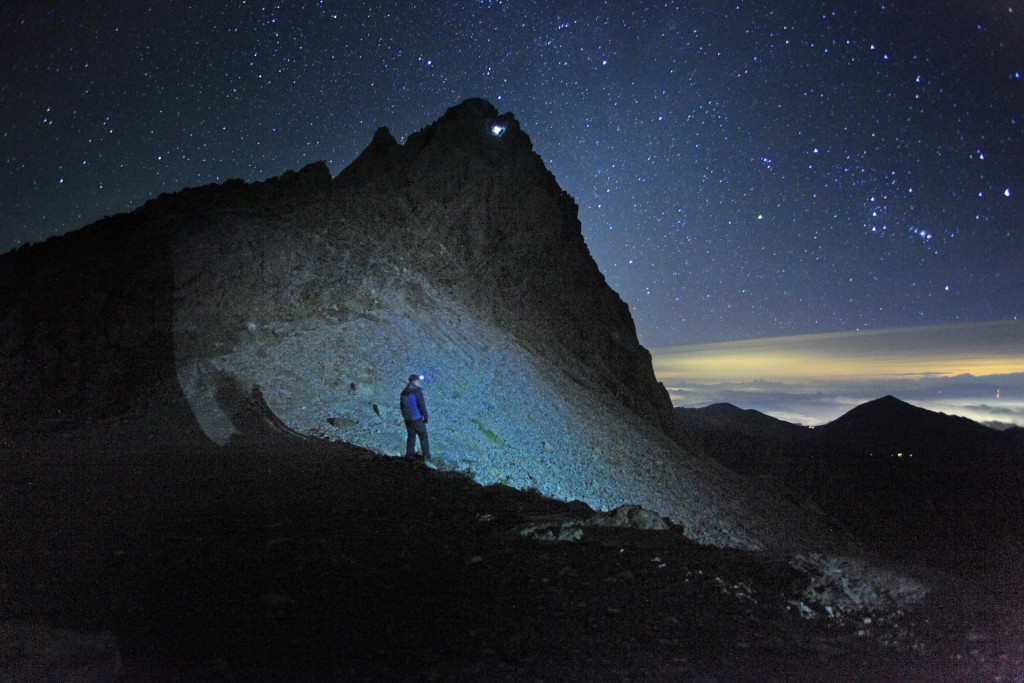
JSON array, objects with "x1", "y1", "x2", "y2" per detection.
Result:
[{"x1": 651, "y1": 320, "x2": 1024, "y2": 384}]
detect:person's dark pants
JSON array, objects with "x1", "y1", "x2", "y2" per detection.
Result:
[{"x1": 405, "y1": 419, "x2": 430, "y2": 460}]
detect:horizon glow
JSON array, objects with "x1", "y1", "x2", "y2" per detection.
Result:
[
  {"x1": 651, "y1": 320, "x2": 1024, "y2": 427},
  {"x1": 651, "y1": 320, "x2": 1024, "y2": 384}
]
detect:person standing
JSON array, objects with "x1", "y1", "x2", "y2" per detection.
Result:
[{"x1": 400, "y1": 374, "x2": 430, "y2": 461}]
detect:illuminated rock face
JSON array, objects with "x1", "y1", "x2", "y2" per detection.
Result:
[
  {"x1": 332, "y1": 99, "x2": 678, "y2": 436},
  {"x1": 0, "y1": 100, "x2": 840, "y2": 554}
]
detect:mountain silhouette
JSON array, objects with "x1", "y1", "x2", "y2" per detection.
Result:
[
  {"x1": 3, "y1": 99, "x2": 849, "y2": 555},
  {"x1": 816, "y1": 395, "x2": 1000, "y2": 461},
  {"x1": 676, "y1": 397, "x2": 1024, "y2": 566},
  {"x1": 676, "y1": 402, "x2": 810, "y2": 439}
]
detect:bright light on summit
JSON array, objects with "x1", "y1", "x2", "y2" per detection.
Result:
[{"x1": 490, "y1": 123, "x2": 506, "y2": 137}]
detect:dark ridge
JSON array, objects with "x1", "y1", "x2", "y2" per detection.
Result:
[
  {"x1": 817, "y1": 394, "x2": 999, "y2": 464},
  {"x1": 677, "y1": 395, "x2": 1024, "y2": 566}
]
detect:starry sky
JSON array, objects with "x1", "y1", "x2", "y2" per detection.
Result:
[{"x1": 2, "y1": 1, "x2": 1022, "y2": 421}]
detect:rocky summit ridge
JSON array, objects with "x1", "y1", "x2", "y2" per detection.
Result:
[{"x1": 0, "y1": 100, "x2": 918, "y2": 601}]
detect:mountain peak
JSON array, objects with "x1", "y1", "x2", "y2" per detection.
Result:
[
  {"x1": 415, "y1": 97, "x2": 516, "y2": 142},
  {"x1": 0, "y1": 101, "x2": 855, "y2": 557},
  {"x1": 332, "y1": 100, "x2": 673, "y2": 432},
  {"x1": 870, "y1": 394, "x2": 909, "y2": 407},
  {"x1": 336, "y1": 97, "x2": 535, "y2": 194},
  {"x1": 832, "y1": 395, "x2": 934, "y2": 427},
  {"x1": 819, "y1": 393, "x2": 996, "y2": 454}
]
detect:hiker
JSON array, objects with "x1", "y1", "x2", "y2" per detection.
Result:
[{"x1": 400, "y1": 374, "x2": 431, "y2": 461}]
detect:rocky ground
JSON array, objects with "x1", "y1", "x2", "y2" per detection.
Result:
[{"x1": 3, "y1": 397, "x2": 1024, "y2": 682}]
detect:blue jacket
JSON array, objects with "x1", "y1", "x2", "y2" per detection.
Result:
[{"x1": 400, "y1": 384, "x2": 427, "y2": 421}]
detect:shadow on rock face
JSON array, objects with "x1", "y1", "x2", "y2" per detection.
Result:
[{"x1": 212, "y1": 372, "x2": 318, "y2": 450}]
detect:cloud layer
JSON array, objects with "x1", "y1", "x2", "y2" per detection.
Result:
[{"x1": 652, "y1": 321, "x2": 1024, "y2": 427}]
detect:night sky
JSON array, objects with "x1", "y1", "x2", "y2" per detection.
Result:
[{"x1": 2, "y1": 2, "x2": 1022, "y2": 422}]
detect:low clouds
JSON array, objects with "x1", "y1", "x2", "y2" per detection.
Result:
[{"x1": 652, "y1": 321, "x2": 1024, "y2": 427}]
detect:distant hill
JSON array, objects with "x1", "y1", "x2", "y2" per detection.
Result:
[
  {"x1": 674, "y1": 403, "x2": 816, "y2": 493},
  {"x1": 676, "y1": 402, "x2": 811, "y2": 439},
  {"x1": 676, "y1": 398, "x2": 1024, "y2": 566},
  {"x1": 815, "y1": 395, "x2": 1002, "y2": 463}
]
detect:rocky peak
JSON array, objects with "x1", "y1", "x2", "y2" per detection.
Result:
[
  {"x1": 336, "y1": 99, "x2": 526, "y2": 191},
  {"x1": 335, "y1": 98, "x2": 676, "y2": 433},
  {"x1": 1, "y1": 100, "x2": 860, "y2": 558},
  {"x1": 334, "y1": 127, "x2": 403, "y2": 189}
]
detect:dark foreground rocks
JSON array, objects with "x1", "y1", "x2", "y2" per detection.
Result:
[
  {"x1": 3, "y1": 412, "x2": 1023, "y2": 682},
  {"x1": 0, "y1": 620, "x2": 120, "y2": 682}
]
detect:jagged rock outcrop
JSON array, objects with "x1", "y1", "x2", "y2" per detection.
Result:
[
  {"x1": 2, "y1": 99, "x2": 868, "y2": 558},
  {"x1": 329, "y1": 99, "x2": 675, "y2": 433}
]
